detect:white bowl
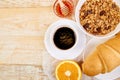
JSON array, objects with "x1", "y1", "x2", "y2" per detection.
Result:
[
  {"x1": 44, "y1": 19, "x2": 86, "y2": 60},
  {"x1": 75, "y1": 0, "x2": 120, "y2": 38}
]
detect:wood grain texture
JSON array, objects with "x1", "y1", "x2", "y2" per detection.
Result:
[
  {"x1": 0, "y1": 4, "x2": 59, "y2": 79},
  {"x1": 0, "y1": 0, "x2": 55, "y2": 7},
  {"x1": 0, "y1": 64, "x2": 48, "y2": 80},
  {"x1": 0, "y1": 7, "x2": 59, "y2": 66}
]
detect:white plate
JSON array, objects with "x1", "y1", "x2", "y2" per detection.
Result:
[
  {"x1": 83, "y1": 37, "x2": 120, "y2": 80},
  {"x1": 75, "y1": 0, "x2": 120, "y2": 38}
]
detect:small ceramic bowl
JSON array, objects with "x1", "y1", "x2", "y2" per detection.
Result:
[
  {"x1": 44, "y1": 19, "x2": 86, "y2": 60},
  {"x1": 75, "y1": 0, "x2": 120, "y2": 38}
]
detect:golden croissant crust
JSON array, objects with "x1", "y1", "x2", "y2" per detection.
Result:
[{"x1": 82, "y1": 33, "x2": 120, "y2": 76}]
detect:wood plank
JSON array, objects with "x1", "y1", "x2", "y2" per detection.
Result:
[
  {"x1": 0, "y1": 7, "x2": 59, "y2": 66},
  {"x1": 0, "y1": 64, "x2": 46, "y2": 80},
  {"x1": 0, "y1": 0, "x2": 55, "y2": 7}
]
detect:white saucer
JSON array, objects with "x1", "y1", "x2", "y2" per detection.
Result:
[{"x1": 44, "y1": 19, "x2": 86, "y2": 60}]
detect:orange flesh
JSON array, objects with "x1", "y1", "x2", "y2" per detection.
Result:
[{"x1": 57, "y1": 63, "x2": 79, "y2": 80}]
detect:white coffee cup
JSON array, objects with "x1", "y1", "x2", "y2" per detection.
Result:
[{"x1": 44, "y1": 19, "x2": 86, "y2": 60}]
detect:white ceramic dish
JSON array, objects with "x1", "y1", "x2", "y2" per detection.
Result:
[
  {"x1": 44, "y1": 19, "x2": 86, "y2": 60},
  {"x1": 83, "y1": 37, "x2": 120, "y2": 80},
  {"x1": 75, "y1": 0, "x2": 120, "y2": 38}
]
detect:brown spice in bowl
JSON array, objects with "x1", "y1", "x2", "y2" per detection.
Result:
[{"x1": 80, "y1": 0, "x2": 120, "y2": 35}]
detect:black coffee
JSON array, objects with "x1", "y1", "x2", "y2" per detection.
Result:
[{"x1": 53, "y1": 27, "x2": 76, "y2": 50}]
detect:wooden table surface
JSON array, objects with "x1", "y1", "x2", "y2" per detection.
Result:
[{"x1": 0, "y1": 6, "x2": 59, "y2": 80}]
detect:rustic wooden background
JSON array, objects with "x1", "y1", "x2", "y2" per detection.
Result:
[{"x1": 0, "y1": 1, "x2": 58, "y2": 79}]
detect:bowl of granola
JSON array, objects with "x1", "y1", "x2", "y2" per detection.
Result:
[{"x1": 75, "y1": 0, "x2": 120, "y2": 38}]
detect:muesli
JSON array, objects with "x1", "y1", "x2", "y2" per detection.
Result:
[{"x1": 80, "y1": 0, "x2": 120, "y2": 35}]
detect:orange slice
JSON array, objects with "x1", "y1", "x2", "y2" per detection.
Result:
[{"x1": 55, "y1": 60, "x2": 82, "y2": 80}]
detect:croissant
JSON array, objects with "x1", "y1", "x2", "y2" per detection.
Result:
[{"x1": 82, "y1": 33, "x2": 120, "y2": 76}]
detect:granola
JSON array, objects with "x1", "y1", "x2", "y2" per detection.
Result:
[{"x1": 80, "y1": 0, "x2": 120, "y2": 35}]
